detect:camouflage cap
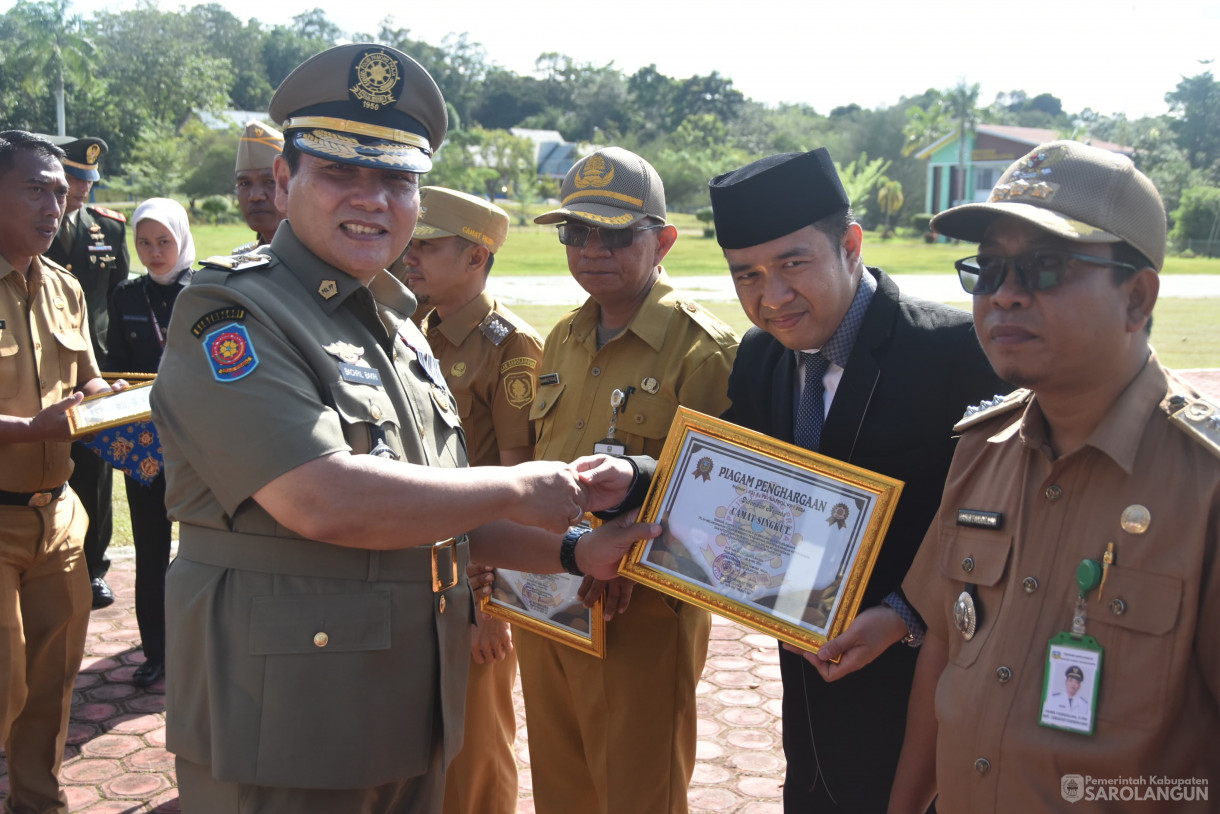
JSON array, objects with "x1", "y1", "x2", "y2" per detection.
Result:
[
  {"x1": 535, "y1": 147, "x2": 665, "y2": 228},
  {"x1": 43, "y1": 134, "x2": 107, "y2": 181},
  {"x1": 932, "y1": 140, "x2": 1167, "y2": 271},
  {"x1": 235, "y1": 121, "x2": 284, "y2": 173},
  {"x1": 269, "y1": 43, "x2": 447, "y2": 174},
  {"x1": 414, "y1": 187, "x2": 509, "y2": 253}
]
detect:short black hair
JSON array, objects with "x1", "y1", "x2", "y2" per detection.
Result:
[
  {"x1": 0, "y1": 130, "x2": 65, "y2": 178},
  {"x1": 811, "y1": 206, "x2": 857, "y2": 246},
  {"x1": 281, "y1": 139, "x2": 301, "y2": 175},
  {"x1": 1111, "y1": 241, "x2": 1155, "y2": 334}
]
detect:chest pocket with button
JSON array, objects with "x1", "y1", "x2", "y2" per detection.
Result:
[
  {"x1": 52, "y1": 329, "x2": 90, "y2": 394},
  {"x1": 609, "y1": 391, "x2": 678, "y2": 457},
  {"x1": 1086, "y1": 565, "x2": 1182, "y2": 731},
  {"x1": 939, "y1": 524, "x2": 1013, "y2": 668},
  {"x1": 329, "y1": 380, "x2": 400, "y2": 455},
  {"x1": 0, "y1": 326, "x2": 19, "y2": 399}
]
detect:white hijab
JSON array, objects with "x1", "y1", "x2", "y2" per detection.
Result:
[{"x1": 133, "y1": 197, "x2": 196, "y2": 284}]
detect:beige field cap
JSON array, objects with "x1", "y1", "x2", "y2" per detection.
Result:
[
  {"x1": 535, "y1": 146, "x2": 665, "y2": 228},
  {"x1": 932, "y1": 140, "x2": 1167, "y2": 271},
  {"x1": 414, "y1": 187, "x2": 509, "y2": 253},
  {"x1": 269, "y1": 43, "x2": 447, "y2": 174},
  {"x1": 235, "y1": 121, "x2": 284, "y2": 172}
]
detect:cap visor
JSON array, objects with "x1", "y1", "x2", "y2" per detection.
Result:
[
  {"x1": 534, "y1": 202, "x2": 648, "y2": 228},
  {"x1": 292, "y1": 130, "x2": 432, "y2": 174},
  {"x1": 933, "y1": 201, "x2": 1120, "y2": 246},
  {"x1": 63, "y1": 165, "x2": 100, "y2": 182}
]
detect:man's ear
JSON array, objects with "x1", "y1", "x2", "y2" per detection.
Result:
[
  {"x1": 1124, "y1": 267, "x2": 1159, "y2": 334},
  {"x1": 654, "y1": 223, "x2": 679, "y2": 265},
  {"x1": 840, "y1": 222, "x2": 863, "y2": 268},
  {"x1": 273, "y1": 155, "x2": 291, "y2": 216}
]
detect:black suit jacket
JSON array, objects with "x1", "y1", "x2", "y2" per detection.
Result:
[
  {"x1": 722, "y1": 268, "x2": 1006, "y2": 812},
  {"x1": 45, "y1": 205, "x2": 130, "y2": 366}
]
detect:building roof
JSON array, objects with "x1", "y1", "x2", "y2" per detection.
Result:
[{"x1": 915, "y1": 123, "x2": 1132, "y2": 160}]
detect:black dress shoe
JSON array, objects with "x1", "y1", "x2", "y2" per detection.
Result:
[
  {"x1": 91, "y1": 577, "x2": 115, "y2": 609},
  {"x1": 132, "y1": 660, "x2": 165, "y2": 687}
]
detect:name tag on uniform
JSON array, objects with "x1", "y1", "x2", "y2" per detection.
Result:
[
  {"x1": 88, "y1": 244, "x2": 113, "y2": 252},
  {"x1": 957, "y1": 509, "x2": 1003, "y2": 529},
  {"x1": 539, "y1": 372, "x2": 560, "y2": 386},
  {"x1": 340, "y1": 363, "x2": 382, "y2": 386}
]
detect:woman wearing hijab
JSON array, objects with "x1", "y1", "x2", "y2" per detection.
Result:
[{"x1": 108, "y1": 197, "x2": 195, "y2": 687}]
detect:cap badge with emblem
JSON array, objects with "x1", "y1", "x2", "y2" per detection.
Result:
[
  {"x1": 574, "y1": 154, "x2": 614, "y2": 189},
  {"x1": 350, "y1": 49, "x2": 402, "y2": 110}
]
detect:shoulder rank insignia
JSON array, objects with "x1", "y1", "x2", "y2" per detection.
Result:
[
  {"x1": 954, "y1": 389, "x2": 1032, "y2": 431},
  {"x1": 88, "y1": 205, "x2": 127, "y2": 223},
  {"x1": 479, "y1": 311, "x2": 516, "y2": 347},
  {"x1": 200, "y1": 253, "x2": 271, "y2": 272},
  {"x1": 1165, "y1": 394, "x2": 1220, "y2": 461},
  {"x1": 231, "y1": 240, "x2": 260, "y2": 255}
]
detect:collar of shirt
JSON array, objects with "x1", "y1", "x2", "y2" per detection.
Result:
[
  {"x1": 792, "y1": 267, "x2": 877, "y2": 402},
  {"x1": 566, "y1": 267, "x2": 677, "y2": 353},
  {"x1": 1004, "y1": 351, "x2": 1167, "y2": 475},
  {"x1": 427, "y1": 289, "x2": 495, "y2": 347}
]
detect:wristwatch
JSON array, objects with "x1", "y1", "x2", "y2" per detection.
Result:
[{"x1": 560, "y1": 526, "x2": 592, "y2": 577}]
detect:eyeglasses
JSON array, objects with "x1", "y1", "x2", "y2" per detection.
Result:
[
  {"x1": 556, "y1": 222, "x2": 664, "y2": 249},
  {"x1": 954, "y1": 249, "x2": 1137, "y2": 295}
]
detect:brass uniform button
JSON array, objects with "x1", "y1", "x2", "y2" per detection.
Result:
[
  {"x1": 1110, "y1": 598, "x2": 1127, "y2": 615},
  {"x1": 633, "y1": 414, "x2": 644, "y2": 424},
  {"x1": 313, "y1": 632, "x2": 329, "y2": 647},
  {"x1": 1045, "y1": 484, "x2": 1063, "y2": 502},
  {"x1": 370, "y1": 404, "x2": 382, "y2": 420},
  {"x1": 995, "y1": 666, "x2": 1012, "y2": 683},
  {"x1": 961, "y1": 557, "x2": 975, "y2": 573},
  {"x1": 974, "y1": 758, "x2": 991, "y2": 775},
  {"x1": 591, "y1": 367, "x2": 601, "y2": 377},
  {"x1": 575, "y1": 419, "x2": 585, "y2": 430},
  {"x1": 1022, "y1": 576, "x2": 1039, "y2": 593}
]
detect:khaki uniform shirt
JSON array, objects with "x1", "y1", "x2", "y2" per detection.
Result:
[
  {"x1": 0, "y1": 255, "x2": 99, "y2": 491},
  {"x1": 151, "y1": 224, "x2": 471, "y2": 790},
  {"x1": 904, "y1": 355, "x2": 1220, "y2": 812},
  {"x1": 531, "y1": 270, "x2": 738, "y2": 461},
  {"x1": 422, "y1": 291, "x2": 543, "y2": 468}
]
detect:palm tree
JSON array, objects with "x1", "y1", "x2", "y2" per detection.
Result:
[
  {"x1": 876, "y1": 179, "x2": 905, "y2": 237},
  {"x1": 6, "y1": 0, "x2": 95, "y2": 136},
  {"x1": 948, "y1": 81, "x2": 981, "y2": 205}
]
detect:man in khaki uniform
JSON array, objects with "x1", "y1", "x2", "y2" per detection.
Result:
[
  {"x1": 41, "y1": 134, "x2": 128, "y2": 609},
  {"x1": 150, "y1": 45, "x2": 652, "y2": 814},
  {"x1": 890, "y1": 141, "x2": 1220, "y2": 812},
  {"x1": 520, "y1": 147, "x2": 739, "y2": 814},
  {"x1": 401, "y1": 187, "x2": 543, "y2": 814},
  {"x1": 0, "y1": 130, "x2": 123, "y2": 814},
  {"x1": 232, "y1": 120, "x2": 287, "y2": 253}
]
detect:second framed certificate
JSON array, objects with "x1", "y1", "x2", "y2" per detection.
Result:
[
  {"x1": 481, "y1": 567, "x2": 606, "y2": 658},
  {"x1": 621, "y1": 408, "x2": 903, "y2": 653}
]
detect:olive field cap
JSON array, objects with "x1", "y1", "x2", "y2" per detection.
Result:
[
  {"x1": 932, "y1": 140, "x2": 1167, "y2": 271},
  {"x1": 268, "y1": 43, "x2": 447, "y2": 174},
  {"x1": 708, "y1": 148, "x2": 849, "y2": 250},
  {"x1": 44, "y1": 135, "x2": 107, "y2": 181},
  {"x1": 414, "y1": 187, "x2": 509, "y2": 253},
  {"x1": 535, "y1": 147, "x2": 666, "y2": 228},
  {"x1": 235, "y1": 121, "x2": 284, "y2": 172}
]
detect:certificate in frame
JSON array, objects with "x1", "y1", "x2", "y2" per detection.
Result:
[
  {"x1": 621, "y1": 408, "x2": 903, "y2": 653},
  {"x1": 481, "y1": 559, "x2": 606, "y2": 659},
  {"x1": 67, "y1": 380, "x2": 155, "y2": 438}
]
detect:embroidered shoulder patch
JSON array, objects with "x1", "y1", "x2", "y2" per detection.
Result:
[
  {"x1": 204, "y1": 323, "x2": 259, "y2": 381},
  {"x1": 191, "y1": 307, "x2": 248, "y2": 337}
]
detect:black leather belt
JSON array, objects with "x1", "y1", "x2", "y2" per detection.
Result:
[{"x1": 0, "y1": 483, "x2": 67, "y2": 508}]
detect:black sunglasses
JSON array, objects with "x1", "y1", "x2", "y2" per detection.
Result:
[
  {"x1": 556, "y1": 222, "x2": 664, "y2": 249},
  {"x1": 955, "y1": 249, "x2": 1137, "y2": 295}
]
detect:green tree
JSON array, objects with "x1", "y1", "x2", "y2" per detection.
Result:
[
  {"x1": 1169, "y1": 185, "x2": 1220, "y2": 253},
  {"x1": 876, "y1": 178, "x2": 904, "y2": 236},
  {"x1": 648, "y1": 114, "x2": 749, "y2": 211},
  {"x1": 3, "y1": 0, "x2": 96, "y2": 136},
  {"x1": 834, "y1": 152, "x2": 890, "y2": 223},
  {"x1": 119, "y1": 120, "x2": 188, "y2": 199},
  {"x1": 473, "y1": 128, "x2": 538, "y2": 224},
  {"x1": 180, "y1": 123, "x2": 243, "y2": 202},
  {"x1": 1165, "y1": 72, "x2": 1220, "y2": 176}
]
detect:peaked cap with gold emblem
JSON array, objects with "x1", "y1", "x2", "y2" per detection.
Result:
[
  {"x1": 42, "y1": 134, "x2": 108, "y2": 181},
  {"x1": 535, "y1": 146, "x2": 666, "y2": 228},
  {"x1": 932, "y1": 140, "x2": 1167, "y2": 271},
  {"x1": 269, "y1": 43, "x2": 447, "y2": 174},
  {"x1": 414, "y1": 186, "x2": 509, "y2": 253},
  {"x1": 235, "y1": 120, "x2": 284, "y2": 173}
]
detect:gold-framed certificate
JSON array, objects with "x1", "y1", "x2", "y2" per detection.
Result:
[
  {"x1": 481, "y1": 569, "x2": 606, "y2": 658},
  {"x1": 620, "y1": 408, "x2": 903, "y2": 653},
  {"x1": 67, "y1": 380, "x2": 155, "y2": 438}
]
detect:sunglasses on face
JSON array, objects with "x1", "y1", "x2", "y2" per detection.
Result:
[
  {"x1": 954, "y1": 249, "x2": 1137, "y2": 295},
  {"x1": 556, "y1": 222, "x2": 664, "y2": 249}
]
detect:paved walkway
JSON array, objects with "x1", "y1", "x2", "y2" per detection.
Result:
[
  {"x1": 488, "y1": 273, "x2": 1220, "y2": 306},
  {"x1": 0, "y1": 551, "x2": 786, "y2": 813}
]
